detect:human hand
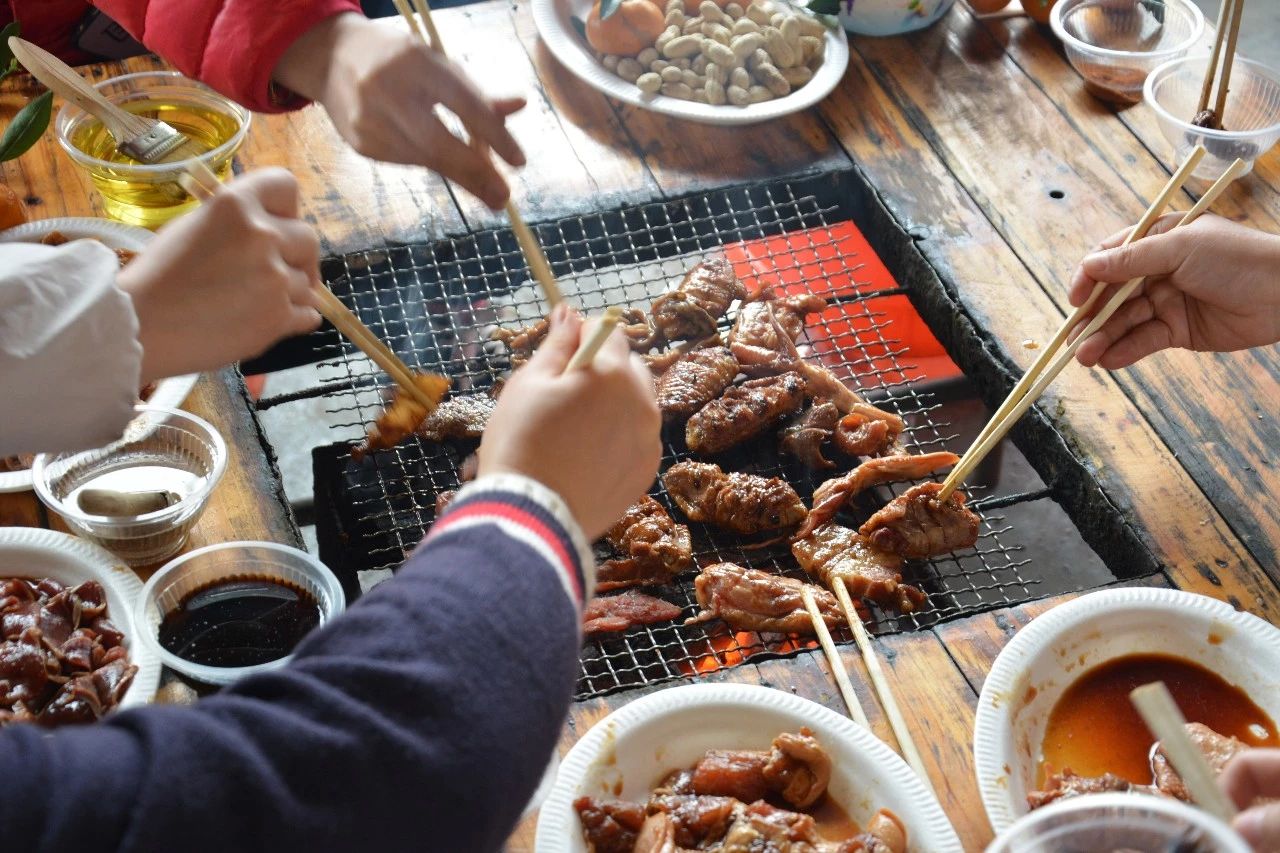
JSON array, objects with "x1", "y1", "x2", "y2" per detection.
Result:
[
  {"x1": 1220, "y1": 749, "x2": 1280, "y2": 850},
  {"x1": 118, "y1": 168, "x2": 322, "y2": 384},
  {"x1": 478, "y1": 305, "x2": 662, "y2": 540},
  {"x1": 274, "y1": 13, "x2": 526, "y2": 210},
  {"x1": 1067, "y1": 214, "x2": 1280, "y2": 369}
]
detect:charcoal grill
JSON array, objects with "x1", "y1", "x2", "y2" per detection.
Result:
[{"x1": 285, "y1": 169, "x2": 1155, "y2": 701}]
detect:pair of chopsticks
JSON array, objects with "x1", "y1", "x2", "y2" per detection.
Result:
[
  {"x1": 938, "y1": 148, "x2": 1248, "y2": 502},
  {"x1": 801, "y1": 584, "x2": 936, "y2": 796},
  {"x1": 1196, "y1": 0, "x2": 1246, "y2": 127},
  {"x1": 391, "y1": 0, "x2": 563, "y2": 309}
]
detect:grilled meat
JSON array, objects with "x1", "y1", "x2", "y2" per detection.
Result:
[
  {"x1": 676, "y1": 728, "x2": 832, "y2": 810},
  {"x1": 797, "y1": 451, "x2": 960, "y2": 540},
  {"x1": 575, "y1": 797, "x2": 647, "y2": 853},
  {"x1": 597, "y1": 497, "x2": 693, "y2": 590},
  {"x1": 351, "y1": 373, "x2": 451, "y2": 460},
  {"x1": 686, "y1": 372, "x2": 806, "y2": 455},
  {"x1": 583, "y1": 591, "x2": 683, "y2": 635},
  {"x1": 832, "y1": 405, "x2": 905, "y2": 458},
  {"x1": 655, "y1": 347, "x2": 739, "y2": 423},
  {"x1": 690, "y1": 563, "x2": 842, "y2": 634},
  {"x1": 729, "y1": 292, "x2": 828, "y2": 375},
  {"x1": 792, "y1": 524, "x2": 926, "y2": 614},
  {"x1": 416, "y1": 394, "x2": 495, "y2": 442},
  {"x1": 779, "y1": 399, "x2": 840, "y2": 469},
  {"x1": 619, "y1": 306, "x2": 662, "y2": 352},
  {"x1": 1153, "y1": 723, "x2": 1251, "y2": 801},
  {"x1": 490, "y1": 317, "x2": 550, "y2": 366},
  {"x1": 860, "y1": 482, "x2": 980, "y2": 559},
  {"x1": 651, "y1": 258, "x2": 746, "y2": 343},
  {"x1": 663, "y1": 461, "x2": 806, "y2": 535},
  {"x1": 1027, "y1": 769, "x2": 1153, "y2": 810},
  {"x1": 645, "y1": 795, "x2": 741, "y2": 848}
]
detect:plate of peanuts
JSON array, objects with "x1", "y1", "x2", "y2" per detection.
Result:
[{"x1": 534, "y1": 0, "x2": 848, "y2": 125}]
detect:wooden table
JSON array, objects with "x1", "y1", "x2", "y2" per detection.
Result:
[{"x1": 3, "y1": 3, "x2": 1279, "y2": 849}]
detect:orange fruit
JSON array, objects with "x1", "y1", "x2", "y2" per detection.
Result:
[
  {"x1": 0, "y1": 184, "x2": 28, "y2": 231},
  {"x1": 1022, "y1": 0, "x2": 1059, "y2": 24},
  {"x1": 587, "y1": 0, "x2": 667, "y2": 55},
  {"x1": 966, "y1": 0, "x2": 1012, "y2": 12}
]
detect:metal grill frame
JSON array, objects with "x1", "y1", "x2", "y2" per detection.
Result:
[{"x1": 294, "y1": 171, "x2": 1155, "y2": 701}]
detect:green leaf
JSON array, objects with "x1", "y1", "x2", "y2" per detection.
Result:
[
  {"x1": 0, "y1": 90, "x2": 52, "y2": 163},
  {"x1": 599, "y1": 0, "x2": 623, "y2": 21},
  {"x1": 805, "y1": 0, "x2": 842, "y2": 15},
  {"x1": 0, "y1": 22, "x2": 21, "y2": 83},
  {"x1": 571, "y1": 14, "x2": 589, "y2": 43}
]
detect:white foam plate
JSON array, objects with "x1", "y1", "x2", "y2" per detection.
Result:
[
  {"x1": 536, "y1": 682, "x2": 962, "y2": 851},
  {"x1": 0, "y1": 218, "x2": 198, "y2": 493},
  {"x1": 0, "y1": 527, "x2": 161, "y2": 712},
  {"x1": 973, "y1": 587, "x2": 1280, "y2": 835},
  {"x1": 533, "y1": 0, "x2": 849, "y2": 126}
]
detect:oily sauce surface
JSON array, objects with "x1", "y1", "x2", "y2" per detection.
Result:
[
  {"x1": 1040, "y1": 653, "x2": 1277, "y2": 785},
  {"x1": 158, "y1": 576, "x2": 320, "y2": 668}
]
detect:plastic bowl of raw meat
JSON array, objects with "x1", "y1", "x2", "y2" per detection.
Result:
[
  {"x1": 972, "y1": 587, "x2": 1280, "y2": 835},
  {"x1": 535, "y1": 682, "x2": 962, "y2": 852}
]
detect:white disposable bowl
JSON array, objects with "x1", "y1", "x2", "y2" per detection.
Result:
[
  {"x1": 973, "y1": 587, "x2": 1280, "y2": 835},
  {"x1": 0, "y1": 527, "x2": 160, "y2": 712},
  {"x1": 536, "y1": 682, "x2": 962, "y2": 852}
]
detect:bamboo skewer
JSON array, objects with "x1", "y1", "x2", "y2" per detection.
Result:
[
  {"x1": 1211, "y1": 0, "x2": 1246, "y2": 125},
  {"x1": 801, "y1": 586, "x2": 870, "y2": 728},
  {"x1": 1197, "y1": 0, "x2": 1234, "y2": 117},
  {"x1": 1130, "y1": 682, "x2": 1240, "y2": 823},
  {"x1": 393, "y1": 0, "x2": 563, "y2": 309},
  {"x1": 830, "y1": 578, "x2": 935, "y2": 795},
  {"x1": 565, "y1": 307, "x2": 625, "y2": 370},
  {"x1": 937, "y1": 146, "x2": 1207, "y2": 502}
]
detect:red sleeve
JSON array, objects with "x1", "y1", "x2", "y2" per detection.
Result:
[{"x1": 93, "y1": 0, "x2": 361, "y2": 113}]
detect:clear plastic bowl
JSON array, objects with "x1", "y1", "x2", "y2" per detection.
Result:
[
  {"x1": 986, "y1": 792, "x2": 1249, "y2": 852},
  {"x1": 54, "y1": 71, "x2": 250, "y2": 228},
  {"x1": 33, "y1": 405, "x2": 226, "y2": 566},
  {"x1": 135, "y1": 541, "x2": 346, "y2": 686},
  {"x1": 1051, "y1": 0, "x2": 1204, "y2": 104},
  {"x1": 1145, "y1": 55, "x2": 1280, "y2": 180}
]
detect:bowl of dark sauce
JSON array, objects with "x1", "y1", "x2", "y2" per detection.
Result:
[{"x1": 136, "y1": 542, "x2": 345, "y2": 685}]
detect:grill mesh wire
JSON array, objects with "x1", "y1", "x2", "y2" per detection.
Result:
[{"x1": 309, "y1": 181, "x2": 1050, "y2": 700}]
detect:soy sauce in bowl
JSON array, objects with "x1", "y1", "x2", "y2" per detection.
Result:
[{"x1": 158, "y1": 576, "x2": 321, "y2": 668}]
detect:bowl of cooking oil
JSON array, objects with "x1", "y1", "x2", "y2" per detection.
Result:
[{"x1": 54, "y1": 71, "x2": 250, "y2": 228}]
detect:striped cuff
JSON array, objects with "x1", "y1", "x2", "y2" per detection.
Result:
[{"x1": 426, "y1": 474, "x2": 596, "y2": 611}]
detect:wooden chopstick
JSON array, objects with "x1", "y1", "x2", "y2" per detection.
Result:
[
  {"x1": 801, "y1": 585, "x2": 870, "y2": 728},
  {"x1": 1130, "y1": 682, "x2": 1240, "y2": 823},
  {"x1": 1211, "y1": 0, "x2": 1246, "y2": 124},
  {"x1": 830, "y1": 578, "x2": 935, "y2": 795},
  {"x1": 393, "y1": 0, "x2": 564, "y2": 310},
  {"x1": 937, "y1": 146, "x2": 1207, "y2": 501},
  {"x1": 1197, "y1": 0, "x2": 1234, "y2": 116},
  {"x1": 177, "y1": 165, "x2": 442, "y2": 411},
  {"x1": 564, "y1": 306, "x2": 624, "y2": 370}
]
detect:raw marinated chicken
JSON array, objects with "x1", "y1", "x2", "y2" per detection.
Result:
[
  {"x1": 351, "y1": 373, "x2": 451, "y2": 460},
  {"x1": 597, "y1": 497, "x2": 693, "y2": 590},
  {"x1": 655, "y1": 347, "x2": 739, "y2": 423},
  {"x1": 690, "y1": 563, "x2": 842, "y2": 634},
  {"x1": 686, "y1": 372, "x2": 806, "y2": 455},
  {"x1": 416, "y1": 394, "x2": 495, "y2": 442},
  {"x1": 792, "y1": 524, "x2": 926, "y2": 614},
  {"x1": 583, "y1": 591, "x2": 684, "y2": 635},
  {"x1": 663, "y1": 461, "x2": 806, "y2": 535},
  {"x1": 797, "y1": 451, "x2": 960, "y2": 541},
  {"x1": 779, "y1": 400, "x2": 840, "y2": 470},
  {"x1": 729, "y1": 292, "x2": 828, "y2": 375},
  {"x1": 651, "y1": 258, "x2": 746, "y2": 343},
  {"x1": 859, "y1": 482, "x2": 980, "y2": 559},
  {"x1": 832, "y1": 405, "x2": 905, "y2": 458}
]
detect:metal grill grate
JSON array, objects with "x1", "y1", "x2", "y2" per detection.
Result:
[{"x1": 304, "y1": 179, "x2": 1073, "y2": 701}]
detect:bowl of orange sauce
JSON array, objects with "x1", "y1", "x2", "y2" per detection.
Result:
[{"x1": 973, "y1": 587, "x2": 1280, "y2": 834}]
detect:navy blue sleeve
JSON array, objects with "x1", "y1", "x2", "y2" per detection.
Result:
[{"x1": 0, "y1": 475, "x2": 594, "y2": 853}]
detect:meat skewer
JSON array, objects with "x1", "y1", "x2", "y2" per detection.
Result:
[
  {"x1": 688, "y1": 563, "x2": 843, "y2": 635},
  {"x1": 800, "y1": 584, "x2": 870, "y2": 727},
  {"x1": 791, "y1": 524, "x2": 925, "y2": 614},
  {"x1": 582, "y1": 590, "x2": 683, "y2": 635},
  {"x1": 797, "y1": 451, "x2": 960, "y2": 541},
  {"x1": 651, "y1": 258, "x2": 746, "y2": 343},
  {"x1": 686, "y1": 371, "x2": 806, "y2": 455},
  {"x1": 597, "y1": 497, "x2": 693, "y2": 590},
  {"x1": 859, "y1": 482, "x2": 980, "y2": 559},
  {"x1": 663, "y1": 462, "x2": 806, "y2": 536},
  {"x1": 655, "y1": 347, "x2": 739, "y2": 423}
]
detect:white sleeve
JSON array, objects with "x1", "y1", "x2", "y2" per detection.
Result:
[{"x1": 0, "y1": 241, "x2": 143, "y2": 456}]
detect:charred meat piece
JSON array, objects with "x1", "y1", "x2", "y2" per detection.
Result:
[
  {"x1": 860, "y1": 482, "x2": 980, "y2": 559},
  {"x1": 797, "y1": 451, "x2": 960, "y2": 541},
  {"x1": 1153, "y1": 723, "x2": 1251, "y2": 801},
  {"x1": 651, "y1": 258, "x2": 746, "y2": 343},
  {"x1": 416, "y1": 394, "x2": 495, "y2": 442},
  {"x1": 574, "y1": 797, "x2": 647, "y2": 853},
  {"x1": 686, "y1": 372, "x2": 806, "y2": 455},
  {"x1": 729, "y1": 292, "x2": 828, "y2": 375},
  {"x1": 792, "y1": 524, "x2": 926, "y2": 614},
  {"x1": 663, "y1": 461, "x2": 806, "y2": 535},
  {"x1": 351, "y1": 373, "x2": 452, "y2": 460},
  {"x1": 490, "y1": 317, "x2": 550, "y2": 367},
  {"x1": 620, "y1": 307, "x2": 662, "y2": 352},
  {"x1": 833, "y1": 405, "x2": 906, "y2": 458},
  {"x1": 690, "y1": 563, "x2": 842, "y2": 634},
  {"x1": 656, "y1": 347, "x2": 739, "y2": 423},
  {"x1": 1027, "y1": 768, "x2": 1153, "y2": 810},
  {"x1": 597, "y1": 497, "x2": 693, "y2": 590},
  {"x1": 720, "y1": 801, "x2": 828, "y2": 851},
  {"x1": 583, "y1": 591, "x2": 683, "y2": 635},
  {"x1": 779, "y1": 399, "x2": 840, "y2": 470},
  {"x1": 646, "y1": 795, "x2": 741, "y2": 848},
  {"x1": 687, "y1": 729, "x2": 831, "y2": 810}
]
